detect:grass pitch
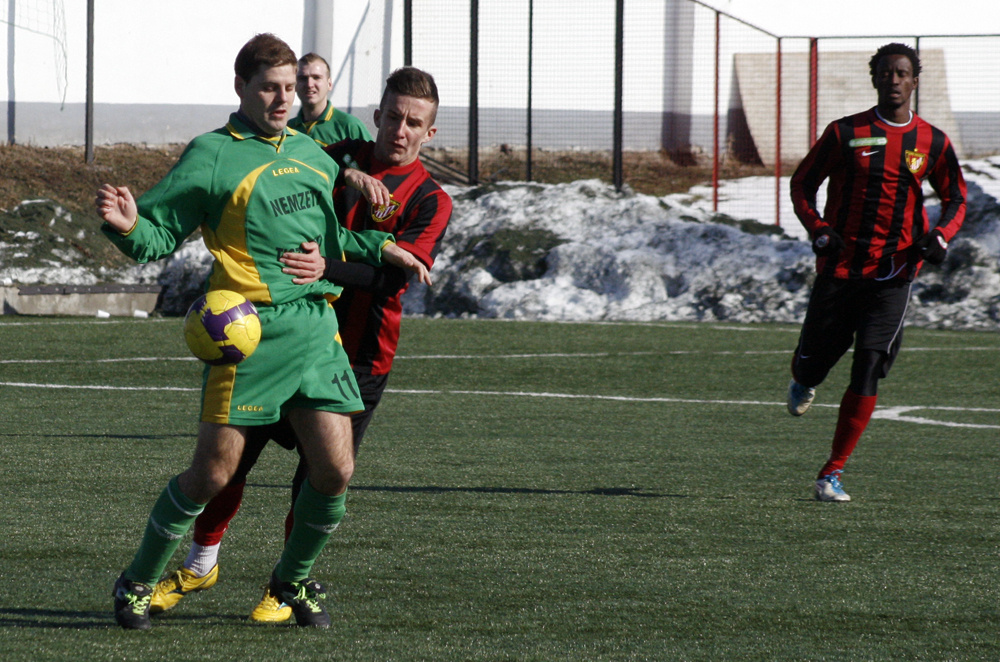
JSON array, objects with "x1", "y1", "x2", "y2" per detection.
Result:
[{"x1": 0, "y1": 317, "x2": 997, "y2": 661}]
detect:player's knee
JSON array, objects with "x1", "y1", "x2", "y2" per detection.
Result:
[
  {"x1": 178, "y1": 466, "x2": 234, "y2": 504},
  {"x1": 308, "y1": 459, "x2": 354, "y2": 495},
  {"x1": 849, "y1": 349, "x2": 885, "y2": 396},
  {"x1": 792, "y1": 356, "x2": 830, "y2": 388}
]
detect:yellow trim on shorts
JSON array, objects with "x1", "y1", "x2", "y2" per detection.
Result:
[{"x1": 202, "y1": 363, "x2": 238, "y2": 424}]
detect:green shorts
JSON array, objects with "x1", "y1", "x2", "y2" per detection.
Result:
[{"x1": 200, "y1": 295, "x2": 363, "y2": 425}]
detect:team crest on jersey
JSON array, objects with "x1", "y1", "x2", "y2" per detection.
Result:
[
  {"x1": 905, "y1": 150, "x2": 927, "y2": 175},
  {"x1": 370, "y1": 196, "x2": 401, "y2": 223}
]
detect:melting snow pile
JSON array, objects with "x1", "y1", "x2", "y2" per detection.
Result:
[{"x1": 2, "y1": 161, "x2": 998, "y2": 331}]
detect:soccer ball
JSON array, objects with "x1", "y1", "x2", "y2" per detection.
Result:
[{"x1": 183, "y1": 290, "x2": 261, "y2": 365}]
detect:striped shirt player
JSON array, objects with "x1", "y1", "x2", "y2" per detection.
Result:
[
  {"x1": 791, "y1": 109, "x2": 965, "y2": 282},
  {"x1": 325, "y1": 137, "x2": 452, "y2": 385},
  {"x1": 786, "y1": 43, "x2": 966, "y2": 502}
]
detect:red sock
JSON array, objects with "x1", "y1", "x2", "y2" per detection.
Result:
[
  {"x1": 283, "y1": 505, "x2": 295, "y2": 543},
  {"x1": 818, "y1": 390, "x2": 877, "y2": 478},
  {"x1": 192, "y1": 481, "x2": 246, "y2": 546}
]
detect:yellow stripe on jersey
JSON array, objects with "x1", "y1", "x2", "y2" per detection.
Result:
[
  {"x1": 204, "y1": 163, "x2": 272, "y2": 303},
  {"x1": 287, "y1": 158, "x2": 332, "y2": 182}
]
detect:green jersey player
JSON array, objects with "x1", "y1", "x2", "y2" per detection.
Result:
[
  {"x1": 96, "y1": 33, "x2": 430, "y2": 631},
  {"x1": 289, "y1": 52, "x2": 372, "y2": 146}
]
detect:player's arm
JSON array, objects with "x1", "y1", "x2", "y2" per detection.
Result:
[
  {"x1": 328, "y1": 185, "x2": 450, "y2": 292},
  {"x1": 97, "y1": 139, "x2": 213, "y2": 263},
  {"x1": 925, "y1": 139, "x2": 967, "y2": 243},
  {"x1": 790, "y1": 124, "x2": 844, "y2": 256},
  {"x1": 281, "y1": 240, "x2": 402, "y2": 291},
  {"x1": 97, "y1": 183, "x2": 204, "y2": 263},
  {"x1": 914, "y1": 139, "x2": 967, "y2": 265},
  {"x1": 343, "y1": 168, "x2": 391, "y2": 207},
  {"x1": 280, "y1": 161, "x2": 391, "y2": 286},
  {"x1": 96, "y1": 184, "x2": 139, "y2": 234},
  {"x1": 393, "y1": 187, "x2": 452, "y2": 269},
  {"x1": 790, "y1": 124, "x2": 839, "y2": 235},
  {"x1": 382, "y1": 242, "x2": 431, "y2": 286},
  {"x1": 283, "y1": 240, "x2": 426, "y2": 289},
  {"x1": 316, "y1": 229, "x2": 431, "y2": 286}
]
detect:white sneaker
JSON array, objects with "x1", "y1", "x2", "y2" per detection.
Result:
[
  {"x1": 787, "y1": 379, "x2": 816, "y2": 416},
  {"x1": 815, "y1": 471, "x2": 851, "y2": 502}
]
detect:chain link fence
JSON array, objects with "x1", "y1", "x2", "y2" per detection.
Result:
[{"x1": 402, "y1": 0, "x2": 1000, "y2": 226}]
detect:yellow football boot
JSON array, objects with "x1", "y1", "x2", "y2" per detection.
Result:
[
  {"x1": 149, "y1": 565, "x2": 219, "y2": 614},
  {"x1": 249, "y1": 586, "x2": 293, "y2": 623}
]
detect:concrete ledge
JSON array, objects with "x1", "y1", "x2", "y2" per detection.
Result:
[{"x1": 1, "y1": 284, "x2": 163, "y2": 317}]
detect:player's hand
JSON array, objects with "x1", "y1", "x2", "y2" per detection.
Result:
[
  {"x1": 914, "y1": 229, "x2": 948, "y2": 265},
  {"x1": 382, "y1": 243, "x2": 431, "y2": 286},
  {"x1": 96, "y1": 184, "x2": 138, "y2": 234},
  {"x1": 282, "y1": 241, "x2": 326, "y2": 284},
  {"x1": 344, "y1": 168, "x2": 391, "y2": 207},
  {"x1": 811, "y1": 227, "x2": 845, "y2": 256}
]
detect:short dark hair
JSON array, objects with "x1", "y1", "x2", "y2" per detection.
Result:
[
  {"x1": 234, "y1": 33, "x2": 297, "y2": 83},
  {"x1": 380, "y1": 67, "x2": 439, "y2": 121},
  {"x1": 298, "y1": 52, "x2": 331, "y2": 77},
  {"x1": 869, "y1": 43, "x2": 921, "y2": 85}
]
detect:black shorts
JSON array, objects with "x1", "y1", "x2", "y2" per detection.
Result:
[
  {"x1": 793, "y1": 276, "x2": 911, "y2": 384},
  {"x1": 238, "y1": 369, "x2": 390, "y2": 475},
  {"x1": 350, "y1": 371, "x2": 390, "y2": 449}
]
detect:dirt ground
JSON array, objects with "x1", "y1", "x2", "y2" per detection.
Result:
[
  {"x1": 422, "y1": 145, "x2": 780, "y2": 196},
  {"x1": 0, "y1": 144, "x2": 187, "y2": 218},
  {"x1": 0, "y1": 142, "x2": 780, "y2": 216}
]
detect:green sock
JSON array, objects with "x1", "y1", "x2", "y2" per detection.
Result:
[
  {"x1": 125, "y1": 476, "x2": 205, "y2": 586},
  {"x1": 275, "y1": 480, "x2": 346, "y2": 583}
]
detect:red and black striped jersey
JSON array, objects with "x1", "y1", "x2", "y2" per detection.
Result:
[
  {"x1": 790, "y1": 108, "x2": 966, "y2": 280},
  {"x1": 324, "y1": 139, "x2": 452, "y2": 375}
]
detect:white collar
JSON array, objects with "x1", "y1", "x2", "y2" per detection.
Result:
[{"x1": 875, "y1": 108, "x2": 914, "y2": 127}]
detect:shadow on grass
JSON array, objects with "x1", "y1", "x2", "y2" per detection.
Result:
[
  {"x1": 0, "y1": 608, "x2": 247, "y2": 629},
  {"x1": 249, "y1": 482, "x2": 685, "y2": 498}
]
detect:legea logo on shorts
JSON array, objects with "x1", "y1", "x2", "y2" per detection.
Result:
[{"x1": 236, "y1": 405, "x2": 264, "y2": 412}]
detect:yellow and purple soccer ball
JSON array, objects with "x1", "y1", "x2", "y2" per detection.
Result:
[{"x1": 183, "y1": 290, "x2": 261, "y2": 365}]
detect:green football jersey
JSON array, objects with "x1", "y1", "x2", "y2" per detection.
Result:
[
  {"x1": 102, "y1": 113, "x2": 391, "y2": 306},
  {"x1": 289, "y1": 101, "x2": 372, "y2": 147}
]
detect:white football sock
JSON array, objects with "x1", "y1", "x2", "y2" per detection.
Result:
[{"x1": 184, "y1": 542, "x2": 221, "y2": 577}]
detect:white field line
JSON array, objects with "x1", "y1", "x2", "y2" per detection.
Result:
[
  {"x1": 0, "y1": 318, "x2": 174, "y2": 327},
  {"x1": 0, "y1": 381, "x2": 198, "y2": 391},
  {"x1": 2, "y1": 381, "x2": 994, "y2": 429},
  {"x1": 0, "y1": 357, "x2": 198, "y2": 364},
  {"x1": 0, "y1": 318, "x2": 781, "y2": 331},
  {"x1": 2, "y1": 346, "x2": 997, "y2": 364},
  {"x1": 392, "y1": 347, "x2": 999, "y2": 360}
]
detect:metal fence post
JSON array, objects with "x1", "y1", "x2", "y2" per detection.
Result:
[
  {"x1": 775, "y1": 37, "x2": 782, "y2": 227},
  {"x1": 85, "y1": 0, "x2": 94, "y2": 163},
  {"x1": 403, "y1": 0, "x2": 412, "y2": 66},
  {"x1": 468, "y1": 0, "x2": 479, "y2": 185},
  {"x1": 613, "y1": 0, "x2": 624, "y2": 191},
  {"x1": 712, "y1": 10, "x2": 720, "y2": 212},
  {"x1": 526, "y1": 0, "x2": 534, "y2": 182},
  {"x1": 809, "y1": 38, "x2": 818, "y2": 147}
]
